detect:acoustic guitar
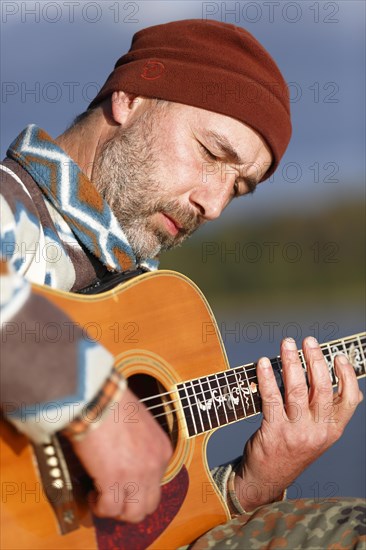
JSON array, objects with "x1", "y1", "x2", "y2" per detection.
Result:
[{"x1": 1, "y1": 270, "x2": 365, "y2": 549}]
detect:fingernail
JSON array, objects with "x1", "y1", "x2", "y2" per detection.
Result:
[
  {"x1": 284, "y1": 337, "x2": 297, "y2": 350},
  {"x1": 337, "y1": 354, "x2": 348, "y2": 365},
  {"x1": 259, "y1": 357, "x2": 271, "y2": 369},
  {"x1": 306, "y1": 336, "x2": 318, "y2": 348}
]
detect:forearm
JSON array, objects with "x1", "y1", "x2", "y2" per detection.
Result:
[
  {"x1": 233, "y1": 458, "x2": 288, "y2": 512},
  {"x1": 0, "y1": 260, "x2": 120, "y2": 443}
]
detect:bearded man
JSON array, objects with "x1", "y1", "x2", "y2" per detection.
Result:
[{"x1": 1, "y1": 19, "x2": 365, "y2": 549}]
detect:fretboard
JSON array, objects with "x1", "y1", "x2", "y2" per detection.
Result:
[{"x1": 177, "y1": 332, "x2": 366, "y2": 438}]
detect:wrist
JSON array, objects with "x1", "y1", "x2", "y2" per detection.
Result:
[
  {"x1": 61, "y1": 369, "x2": 126, "y2": 442},
  {"x1": 232, "y1": 464, "x2": 287, "y2": 513}
]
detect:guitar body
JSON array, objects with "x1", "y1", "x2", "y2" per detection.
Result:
[{"x1": 0, "y1": 271, "x2": 231, "y2": 549}]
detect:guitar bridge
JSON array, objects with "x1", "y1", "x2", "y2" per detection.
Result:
[{"x1": 32, "y1": 435, "x2": 79, "y2": 535}]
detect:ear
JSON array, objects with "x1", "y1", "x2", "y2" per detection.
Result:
[{"x1": 110, "y1": 91, "x2": 146, "y2": 126}]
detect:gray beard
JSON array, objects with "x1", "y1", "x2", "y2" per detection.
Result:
[{"x1": 91, "y1": 107, "x2": 200, "y2": 262}]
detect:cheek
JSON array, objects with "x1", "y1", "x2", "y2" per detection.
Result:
[{"x1": 156, "y1": 143, "x2": 202, "y2": 196}]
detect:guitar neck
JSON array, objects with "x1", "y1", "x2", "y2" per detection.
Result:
[{"x1": 177, "y1": 332, "x2": 366, "y2": 437}]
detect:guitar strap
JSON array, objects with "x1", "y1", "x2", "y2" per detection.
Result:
[{"x1": 75, "y1": 239, "x2": 148, "y2": 295}]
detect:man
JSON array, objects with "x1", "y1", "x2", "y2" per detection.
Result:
[{"x1": 1, "y1": 19, "x2": 365, "y2": 549}]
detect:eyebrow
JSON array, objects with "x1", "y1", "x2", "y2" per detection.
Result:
[{"x1": 202, "y1": 130, "x2": 260, "y2": 193}]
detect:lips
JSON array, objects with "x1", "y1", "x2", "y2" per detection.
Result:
[{"x1": 162, "y1": 213, "x2": 182, "y2": 236}]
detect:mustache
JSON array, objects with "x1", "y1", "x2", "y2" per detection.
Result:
[{"x1": 157, "y1": 200, "x2": 201, "y2": 235}]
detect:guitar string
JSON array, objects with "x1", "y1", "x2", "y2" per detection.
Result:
[
  {"x1": 149, "y1": 372, "x2": 330, "y2": 425},
  {"x1": 143, "y1": 353, "x2": 365, "y2": 421},
  {"x1": 155, "y1": 364, "x2": 366, "y2": 437},
  {"x1": 138, "y1": 335, "x2": 365, "y2": 408},
  {"x1": 150, "y1": 368, "x2": 366, "y2": 437},
  {"x1": 152, "y1": 388, "x2": 275, "y2": 437},
  {"x1": 140, "y1": 348, "x2": 348, "y2": 409},
  {"x1": 131, "y1": 345, "x2": 366, "y2": 438},
  {"x1": 110, "y1": 336, "x2": 364, "y2": 437},
  {"x1": 55, "y1": 340, "x2": 358, "y2": 454},
  {"x1": 154, "y1": 366, "x2": 366, "y2": 438},
  {"x1": 141, "y1": 355, "x2": 366, "y2": 419},
  {"x1": 139, "y1": 338, "x2": 365, "y2": 413},
  {"x1": 60, "y1": 336, "x2": 366, "y2": 458},
  {"x1": 153, "y1": 406, "x2": 260, "y2": 437}
]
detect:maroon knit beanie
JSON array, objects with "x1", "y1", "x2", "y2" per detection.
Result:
[{"x1": 89, "y1": 19, "x2": 291, "y2": 179}]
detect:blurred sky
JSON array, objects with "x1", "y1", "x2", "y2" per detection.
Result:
[{"x1": 1, "y1": 0, "x2": 365, "y2": 224}]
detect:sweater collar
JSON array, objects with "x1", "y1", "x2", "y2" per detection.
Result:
[{"x1": 7, "y1": 125, "x2": 158, "y2": 272}]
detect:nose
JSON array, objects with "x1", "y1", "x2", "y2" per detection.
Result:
[{"x1": 189, "y1": 177, "x2": 234, "y2": 221}]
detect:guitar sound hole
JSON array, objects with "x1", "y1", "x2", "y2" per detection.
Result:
[{"x1": 128, "y1": 374, "x2": 178, "y2": 449}]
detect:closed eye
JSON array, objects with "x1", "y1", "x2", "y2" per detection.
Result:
[
  {"x1": 198, "y1": 140, "x2": 258, "y2": 196},
  {"x1": 199, "y1": 142, "x2": 218, "y2": 161}
]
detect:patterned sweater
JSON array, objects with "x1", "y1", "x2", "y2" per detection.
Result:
[{"x1": 0, "y1": 125, "x2": 242, "y2": 513}]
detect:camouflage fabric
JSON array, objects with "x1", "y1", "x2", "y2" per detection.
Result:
[{"x1": 180, "y1": 498, "x2": 366, "y2": 550}]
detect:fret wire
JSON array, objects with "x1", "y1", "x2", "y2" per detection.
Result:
[
  {"x1": 325, "y1": 343, "x2": 335, "y2": 383},
  {"x1": 233, "y1": 367, "x2": 247, "y2": 419},
  {"x1": 157, "y1": 375, "x2": 262, "y2": 434},
  {"x1": 218, "y1": 371, "x2": 232, "y2": 421},
  {"x1": 358, "y1": 335, "x2": 366, "y2": 368},
  {"x1": 235, "y1": 367, "x2": 257, "y2": 418},
  {"x1": 341, "y1": 338, "x2": 348, "y2": 354},
  {"x1": 321, "y1": 349, "x2": 333, "y2": 361},
  {"x1": 341, "y1": 339, "x2": 350, "y2": 378},
  {"x1": 297, "y1": 349, "x2": 306, "y2": 371},
  {"x1": 153, "y1": 350, "x2": 360, "y2": 419},
  {"x1": 153, "y1": 397, "x2": 247, "y2": 440},
  {"x1": 142, "y1": 334, "x2": 365, "y2": 417},
  {"x1": 227, "y1": 370, "x2": 238, "y2": 422},
  {"x1": 271, "y1": 357, "x2": 286, "y2": 399},
  {"x1": 253, "y1": 391, "x2": 262, "y2": 412},
  {"x1": 198, "y1": 376, "x2": 213, "y2": 431},
  {"x1": 243, "y1": 366, "x2": 257, "y2": 414},
  {"x1": 182, "y1": 334, "x2": 361, "y2": 392},
  {"x1": 183, "y1": 382, "x2": 197, "y2": 436},
  {"x1": 346, "y1": 336, "x2": 365, "y2": 375},
  {"x1": 157, "y1": 359, "x2": 365, "y2": 437},
  {"x1": 207, "y1": 375, "x2": 221, "y2": 427},
  {"x1": 160, "y1": 377, "x2": 365, "y2": 437},
  {"x1": 172, "y1": 389, "x2": 191, "y2": 434},
  {"x1": 190, "y1": 380, "x2": 205, "y2": 435},
  {"x1": 178, "y1": 386, "x2": 192, "y2": 436},
  {"x1": 232, "y1": 363, "x2": 255, "y2": 382},
  {"x1": 214, "y1": 372, "x2": 229, "y2": 427}
]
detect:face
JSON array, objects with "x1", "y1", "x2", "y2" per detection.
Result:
[{"x1": 92, "y1": 101, "x2": 272, "y2": 262}]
